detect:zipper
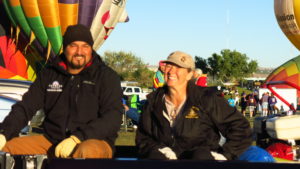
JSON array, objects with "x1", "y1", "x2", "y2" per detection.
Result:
[{"x1": 65, "y1": 75, "x2": 75, "y2": 135}]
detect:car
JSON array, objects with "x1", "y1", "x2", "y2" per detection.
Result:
[
  {"x1": 0, "y1": 79, "x2": 32, "y2": 121},
  {"x1": 0, "y1": 94, "x2": 17, "y2": 121},
  {"x1": 0, "y1": 79, "x2": 44, "y2": 134},
  {"x1": 122, "y1": 86, "x2": 149, "y2": 101},
  {"x1": 0, "y1": 78, "x2": 32, "y2": 100}
]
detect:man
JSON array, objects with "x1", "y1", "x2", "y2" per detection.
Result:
[
  {"x1": 153, "y1": 61, "x2": 166, "y2": 89},
  {"x1": 0, "y1": 24, "x2": 123, "y2": 159},
  {"x1": 136, "y1": 51, "x2": 252, "y2": 160}
]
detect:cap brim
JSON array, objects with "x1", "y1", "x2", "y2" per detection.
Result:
[{"x1": 163, "y1": 60, "x2": 192, "y2": 69}]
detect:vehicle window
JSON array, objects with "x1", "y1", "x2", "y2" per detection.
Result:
[
  {"x1": 126, "y1": 88, "x2": 132, "y2": 93},
  {"x1": 122, "y1": 87, "x2": 126, "y2": 91},
  {"x1": 134, "y1": 88, "x2": 140, "y2": 93}
]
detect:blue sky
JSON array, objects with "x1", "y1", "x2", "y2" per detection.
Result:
[{"x1": 98, "y1": 0, "x2": 300, "y2": 68}]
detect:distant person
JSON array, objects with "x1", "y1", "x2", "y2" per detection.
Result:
[
  {"x1": 0, "y1": 24, "x2": 123, "y2": 159},
  {"x1": 193, "y1": 68, "x2": 207, "y2": 87},
  {"x1": 122, "y1": 95, "x2": 144, "y2": 125},
  {"x1": 268, "y1": 93, "x2": 277, "y2": 115},
  {"x1": 240, "y1": 93, "x2": 248, "y2": 117},
  {"x1": 287, "y1": 103, "x2": 296, "y2": 115},
  {"x1": 136, "y1": 51, "x2": 252, "y2": 160},
  {"x1": 153, "y1": 61, "x2": 166, "y2": 89},
  {"x1": 234, "y1": 90, "x2": 240, "y2": 106},
  {"x1": 228, "y1": 95, "x2": 235, "y2": 107},
  {"x1": 123, "y1": 104, "x2": 140, "y2": 125},
  {"x1": 247, "y1": 94, "x2": 257, "y2": 118},
  {"x1": 128, "y1": 94, "x2": 140, "y2": 112},
  {"x1": 253, "y1": 91, "x2": 260, "y2": 117},
  {"x1": 261, "y1": 92, "x2": 269, "y2": 116}
]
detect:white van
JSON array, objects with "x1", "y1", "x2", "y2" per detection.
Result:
[{"x1": 122, "y1": 86, "x2": 148, "y2": 101}]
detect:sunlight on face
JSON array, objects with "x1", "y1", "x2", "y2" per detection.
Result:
[
  {"x1": 164, "y1": 63, "x2": 193, "y2": 88},
  {"x1": 64, "y1": 41, "x2": 92, "y2": 74}
]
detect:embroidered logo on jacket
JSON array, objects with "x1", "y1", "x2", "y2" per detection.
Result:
[
  {"x1": 47, "y1": 81, "x2": 63, "y2": 92},
  {"x1": 185, "y1": 106, "x2": 200, "y2": 119}
]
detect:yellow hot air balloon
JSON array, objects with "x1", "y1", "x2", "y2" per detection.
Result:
[{"x1": 274, "y1": 0, "x2": 300, "y2": 50}]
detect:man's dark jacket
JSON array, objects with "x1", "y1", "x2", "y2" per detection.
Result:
[
  {"x1": 136, "y1": 82, "x2": 252, "y2": 160},
  {"x1": 0, "y1": 52, "x2": 123, "y2": 149}
]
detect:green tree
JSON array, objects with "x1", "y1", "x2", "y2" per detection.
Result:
[
  {"x1": 195, "y1": 56, "x2": 210, "y2": 74},
  {"x1": 204, "y1": 49, "x2": 258, "y2": 83},
  {"x1": 207, "y1": 53, "x2": 222, "y2": 80},
  {"x1": 101, "y1": 51, "x2": 153, "y2": 88}
]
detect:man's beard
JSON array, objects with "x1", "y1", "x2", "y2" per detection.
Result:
[{"x1": 69, "y1": 55, "x2": 86, "y2": 69}]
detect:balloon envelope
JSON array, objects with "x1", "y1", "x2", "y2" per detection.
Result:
[
  {"x1": 274, "y1": 0, "x2": 300, "y2": 50},
  {"x1": 264, "y1": 55, "x2": 300, "y2": 106},
  {"x1": 0, "y1": 24, "x2": 40, "y2": 81},
  {"x1": 3, "y1": 0, "x2": 129, "y2": 58}
]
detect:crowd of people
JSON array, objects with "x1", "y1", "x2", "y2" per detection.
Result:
[
  {"x1": 227, "y1": 90, "x2": 279, "y2": 118},
  {"x1": 0, "y1": 24, "x2": 274, "y2": 162}
]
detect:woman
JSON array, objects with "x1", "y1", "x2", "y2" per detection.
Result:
[{"x1": 136, "y1": 51, "x2": 252, "y2": 160}]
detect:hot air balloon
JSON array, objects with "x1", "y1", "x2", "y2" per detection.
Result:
[
  {"x1": 3, "y1": 0, "x2": 129, "y2": 60},
  {"x1": 264, "y1": 55, "x2": 300, "y2": 110},
  {"x1": 0, "y1": 23, "x2": 41, "y2": 81},
  {"x1": 0, "y1": 0, "x2": 45, "y2": 81},
  {"x1": 274, "y1": 0, "x2": 300, "y2": 51},
  {"x1": 267, "y1": 0, "x2": 300, "y2": 109}
]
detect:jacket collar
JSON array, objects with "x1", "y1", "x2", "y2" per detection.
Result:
[{"x1": 147, "y1": 84, "x2": 194, "y2": 121}]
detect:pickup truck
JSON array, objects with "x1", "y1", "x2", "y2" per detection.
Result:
[{"x1": 122, "y1": 86, "x2": 149, "y2": 101}]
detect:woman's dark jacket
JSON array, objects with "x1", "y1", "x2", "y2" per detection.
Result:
[
  {"x1": 136, "y1": 82, "x2": 252, "y2": 160},
  {"x1": 0, "y1": 52, "x2": 123, "y2": 149}
]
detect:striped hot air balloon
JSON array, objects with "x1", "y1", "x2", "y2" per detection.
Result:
[
  {"x1": 266, "y1": 56, "x2": 300, "y2": 88},
  {"x1": 265, "y1": 55, "x2": 300, "y2": 91},
  {"x1": 264, "y1": 55, "x2": 300, "y2": 110},
  {"x1": 3, "y1": 0, "x2": 129, "y2": 59}
]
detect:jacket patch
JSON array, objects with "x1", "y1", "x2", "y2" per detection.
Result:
[
  {"x1": 185, "y1": 106, "x2": 200, "y2": 119},
  {"x1": 47, "y1": 81, "x2": 63, "y2": 92}
]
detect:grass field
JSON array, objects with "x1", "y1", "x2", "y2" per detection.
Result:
[{"x1": 115, "y1": 127, "x2": 136, "y2": 146}]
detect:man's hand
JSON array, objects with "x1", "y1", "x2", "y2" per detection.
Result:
[
  {"x1": 211, "y1": 151, "x2": 227, "y2": 160},
  {"x1": 0, "y1": 134, "x2": 6, "y2": 150},
  {"x1": 158, "y1": 147, "x2": 177, "y2": 160},
  {"x1": 55, "y1": 135, "x2": 81, "y2": 158}
]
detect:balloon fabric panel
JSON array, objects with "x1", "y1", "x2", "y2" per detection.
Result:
[
  {"x1": 59, "y1": 0, "x2": 79, "y2": 35},
  {"x1": 285, "y1": 62, "x2": 298, "y2": 77},
  {"x1": 269, "y1": 68, "x2": 288, "y2": 82},
  {"x1": 8, "y1": 0, "x2": 31, "y2": 36},
  {"x1": 20, "y1": 0, "x2": 48, "y2": 48},
  {"x1": 92, "y1": 0, "x2": 127, "y2": 50},
  {"x1": 90, "y1": 0, "x2": 111, "y2": 41},
  {"x1": 271, "y1": 67, "x2": 285, "y2": 78},
  {"x1": 0, "y1": 67, "x2": 27, "y2": 80},
  {"x1": 78, "y1": 0, "x2": 103, "y2": 28},
  {"x1": 2, "y1": 0, "x2": 17, "y2": 27},
  {"x1": 38, "y1": 0, "x2": 62, "y2": 55}
]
